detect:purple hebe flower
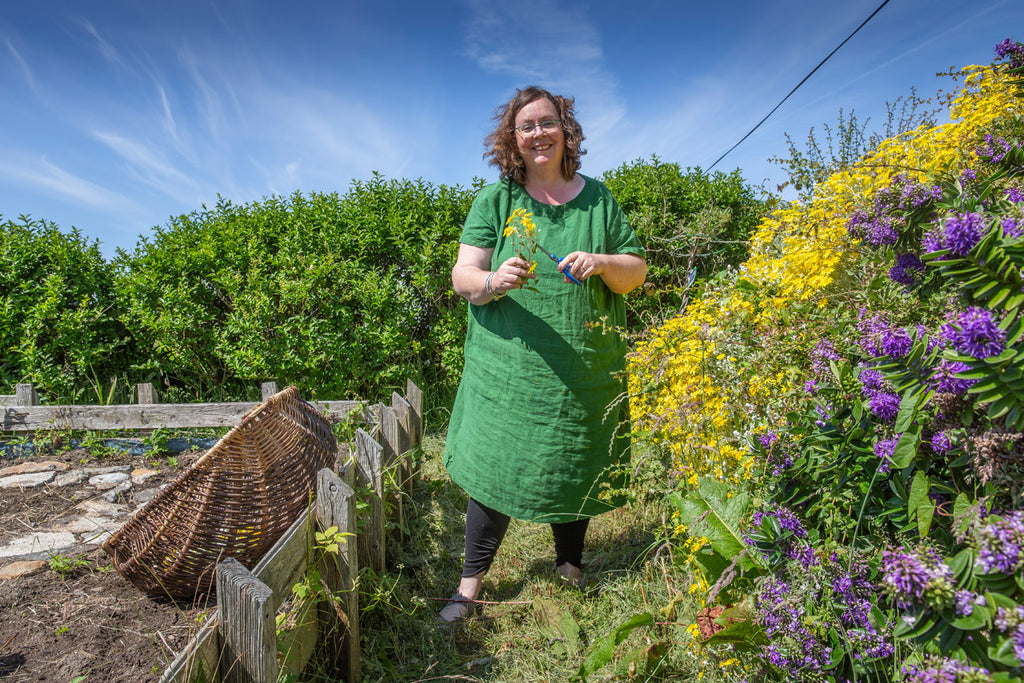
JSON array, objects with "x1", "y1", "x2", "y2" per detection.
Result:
[
  {"x1": 881, "y1": 545, "x2": 955, "y2": 611},
  {"x1": 942, "y1": 211, "x2": 986, "y2": 257},
  {"x1": 976, "y1": 134, "x2": 1012, "y2": 164},
  {"x1": 810, "y1": 338, "x2": 843, "y2": 378},
  {"x1": 995, "y1": 38, "x2": 1024, "y2": 69},
  {"x1": 1006, "y1": 186, "x2": 1024, "y2": 204},
  {"x1": 903, "y1": 656, "x2": 992, "y2": 683},
  {"x1": 873, "y1": 437, "x2": 898, "y2": 474},
  {"x1": 752, "y1": 505, "x2": 808, "y2": 538},
  {"x1": 993, "y1": 604, "x2": 1024, "y2": 665},
  {"x1": 889, "y1": 253, "x2": 926, "y2": 286},
  {"x1": 868, "y1": 392, "x2": 900, "y2": 422},
  {"x1": 952, "y1": 307, "x2": 1007, "y2": 359},
  {"x1": 931, "y1": 430, "x2": 955, "y2": 455},
  {"x1": 881, "y1": 326, "x2": 914, "y2": 358},
  {"x1": 1003, "y1": 216, "x2": 1024, "y2": 239},
  {"x1": 960, "y1": 168, "x2": 978, "y2": 185},
  {"x1": 928, "y1": 359, "x2": 974, "y2": 395},
  {"x1": 974, "y1": 510, "x2": 1024, "y2": 575}
]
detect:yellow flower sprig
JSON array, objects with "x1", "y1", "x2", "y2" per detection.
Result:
[{"x1": 504, "y1": 208, "x2": 539, "y2": 289}]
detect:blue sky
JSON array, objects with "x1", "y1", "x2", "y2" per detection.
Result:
[{"x1": 2, "y1": 0, "x2": 1021, "y2": 256}]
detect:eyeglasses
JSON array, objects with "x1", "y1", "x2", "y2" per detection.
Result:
[{"x1": 514, "y1": 119, "x2": 561, "y2": 135}]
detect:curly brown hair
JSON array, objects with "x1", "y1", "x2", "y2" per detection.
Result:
[{"x1": 483, "y1": 86, "x2": 586, "y2": 185}]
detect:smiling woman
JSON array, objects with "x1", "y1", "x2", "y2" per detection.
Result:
[{"x1": 440, "y1": 86, "x2": 647, "y2": 622}]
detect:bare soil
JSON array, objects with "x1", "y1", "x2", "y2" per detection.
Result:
[{"x1": 0, "y1": 448, "x2": 212, "y2": 683}]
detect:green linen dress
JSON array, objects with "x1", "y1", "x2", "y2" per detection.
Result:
[{"x1": 443, "y1": 176, "x2": 646, "y2": 523}]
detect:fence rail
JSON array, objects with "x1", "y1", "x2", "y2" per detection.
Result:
[{"x1": 0, "y1": 382, "x2": 363, "y2": 432}]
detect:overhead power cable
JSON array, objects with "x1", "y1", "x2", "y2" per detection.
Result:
[{"x1": 707, "y1": 0, "x2": 892, "y2": 171}]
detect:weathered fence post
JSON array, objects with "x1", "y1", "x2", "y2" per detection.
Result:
[
  {"x1": 390, "y1": 392, "x2": 413, "y2": 494},
  {"x1": 354, "y1": 428, "x2": 385, "y2": 572},
  {"x1": 316, "y1": 469, "x2": 360, "y2": 682},
  {"x1": 15, "y1": 383, "x2": 38, "y2": 406},
  {"x1": 137, "y1": 382, "x2": 158, "y2": 405},
  {"x1": 217, "y1": 558, "x2": 278, "y2": 683}
]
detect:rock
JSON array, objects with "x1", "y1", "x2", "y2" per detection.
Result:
[
  {"x1": 102, "y1": 480, "x2": 133, "y2": 503},
  {"x1": 0, "y1": 460, "x2": 68, "y2": 477},
  {"x1": 133, "y1": 486, "x2": 163, "y2": 507},
  {"x1": 130, "y1": 468, "x2": 159, "y2": 485},
  {"x1": 74, "y1": 499, "x2": 127, "y2": 517},
  {"x1": 83, "y1": 465, "x2": 131, "y2": 476},
  {"x1": 89, "y1": 472, "x2": 131, "y2": 490},
  {"x1": 0, "y1": 560, "x2": 47, "y2": 580},
  {"x1": 0, "y1": 531, "x2": 78, "y2": 560},
  {"x1": 55, "y1": 470, "x2": 89, "y2": 487},
  {"x1": 0, "y1": 471, "x2": 56, "y2": 489}
]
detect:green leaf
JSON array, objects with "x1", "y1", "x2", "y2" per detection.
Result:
[
  {"x1": 895, "y1": 391, "x2": 924, "y2": 432},
  {"x1": 533, "y1": 598, "x2": 581, "y2": 656},
  {"x1": 671, "y1": 478, "x2": 757, "y2": 571},
  {"x1": 573, "y1": 613, "x2": 654, "y2": 681},
  {"x1": 907, "y1": 471, "x2": 929, "y2": 517},
  {"x1": 891, "y1": 429, "x2": 921, "y2": 469},
  {"x1": 704, "y1": 619, "x2": 768, "y2": 650},
  {"x1": 917, "y1": 497, "x2": 936, "y2": 538}
]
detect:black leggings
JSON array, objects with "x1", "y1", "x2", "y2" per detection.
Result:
[{"x1": 461, "y1": 498, "x2": 590, "y2": 577}]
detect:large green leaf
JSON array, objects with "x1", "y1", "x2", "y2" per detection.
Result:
[
  {"x1": 671, "y1": 477, "x2": 757, "y2": 570},
  {"x1": 573, "y1": 613, "x2": 654, "y2": 681}
]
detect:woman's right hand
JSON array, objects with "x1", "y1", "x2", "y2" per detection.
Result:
[{"x1": 490, "y1": 256, "x2": 537, "y2": 294}]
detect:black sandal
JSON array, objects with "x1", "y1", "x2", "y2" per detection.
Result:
[{"x1": 438, "y1": 593, "x2": 476, "y2": 623}]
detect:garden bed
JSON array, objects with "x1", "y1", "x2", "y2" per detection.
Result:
[{"x1": 0, "y1": 449, "x2": 210, "y2": 682}]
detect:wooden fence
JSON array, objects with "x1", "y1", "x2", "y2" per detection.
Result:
[{"x1": 2, "y1": 379, "x2": 423, "y2": 683}]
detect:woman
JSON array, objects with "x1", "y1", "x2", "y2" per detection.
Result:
[{"x1": 440, "y1": 86, "x2": 647, "y2": 621}]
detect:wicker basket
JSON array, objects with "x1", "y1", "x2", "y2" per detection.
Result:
[{"x1": 102, "y1": 385, "x2": 337, "y2": 600}]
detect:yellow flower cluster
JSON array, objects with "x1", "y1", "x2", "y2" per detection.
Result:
[
  {"x1": 628, "y1": 63, "x2": 1021, "y2": 484},
  {"x1": 504, "y1": 207, "x2": 537, "y2": 238}
]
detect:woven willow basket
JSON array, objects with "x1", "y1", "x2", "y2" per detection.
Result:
[{"x1": 102, "y1": 385, "x2": 336, "y2": 600}]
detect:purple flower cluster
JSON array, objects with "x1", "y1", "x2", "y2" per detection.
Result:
[
  {"x1": 1007, "y1": 186, "x2": 1024, "y2": 204},
  {"x1": 973, "y1": 510, "x2": 1024, "y2": 575},
  {"x1": 846, "y1": 175, "x2": 941, "y2": 247},
  {"x1": 752, "y1": 504, "x2": 808, "y2": 539},
  {"x1": 995, "y1": 38, "x2": 1024, "y2": 69},
  {"x1": 875, "y1": 173, "x2": 943, "y2": 212},
  {"x1": 902, "y1": 656, "x2": 992, "y2": 683},
  {"x1": 1003, "y1": 216, "x2": 1023, "y2": 239},
  {"x1": 944, "y1": 211, "x2": 987, "y2": 257},
  {"x1": 890, "y1": 252, "x2": 927, "y2": 287},
  {"x1": 810, "y1": 338, "x2": 843, "y2": 378},
  {"x1": 928, "y1": 359, "x2": 974, "y2": 395},
  {"x1": 873, "y1": 437, "x2": 898, "y2": 474},
  {"x1": 859, "y1": 366, "x2": 901, "y2": 422},
  {"x1": 950, "y1": 307, "x2": 1007, "y2": 359},
  {"x1": 994, "y1": 605, "x2": 1024, "y2": 665},
  {"x1": 756, "y1": 577, "x2": 832, "y2": 675},
  {"x1": 931, "y1": 430, "x2": 955, "y2": 456},
  {"x1": 976, "y1": 134, "x2": 1013, "y2": 164},
  {"x1": 881, "y1": 545, "x2": 956, "y2": 611}
]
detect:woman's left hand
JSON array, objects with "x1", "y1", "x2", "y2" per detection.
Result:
[
  {"x1": 558, "y1": 251, "x2": 600, "y2": 283},
  {"x1": 560, "y1": 252, "x2": 648, "y2": 294}
]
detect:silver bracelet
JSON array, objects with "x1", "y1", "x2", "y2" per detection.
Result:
[{"x1": 485, "y1": 272, "x2": 506, "y2": 300}]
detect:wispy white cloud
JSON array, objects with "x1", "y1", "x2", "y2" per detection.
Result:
[
  {"x1": 460, "y1": 0, "x2": 626, "y2": 137},
  {"x1": 0, "y1": 153, "x2": 135, "y2": 211},
  {"x1": 76, "y1": 18, "x2": 125, "y2": 67},
  {"x1": 91, "y1": 130, "x2": 201, "y2": 205},
  {"x1": 4, "y1": 37, "x2": 37, "y2": 92}
]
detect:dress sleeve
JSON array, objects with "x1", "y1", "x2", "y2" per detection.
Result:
[
  {"x1": 459, "y1": 182, "x2": 504, "y2": 248},
  {"x1": 602, "y1": 185, "x2": 646, "y2": 259}
]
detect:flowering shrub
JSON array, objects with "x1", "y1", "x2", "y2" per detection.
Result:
[
  {"x1": 629, "y1": 47, "x2": 1024, "y2": 492},
  {"x1": 648, "y1": 40, "x2": 1024, "y2": 681}
]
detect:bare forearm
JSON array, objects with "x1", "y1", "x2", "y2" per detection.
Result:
[{"x1": 594, "y1": 253, "x2": 647, "y2": 294}]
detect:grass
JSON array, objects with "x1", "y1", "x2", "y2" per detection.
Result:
[{"x1": 339, "y1": 432, "x2": 753, "y2": 682}]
